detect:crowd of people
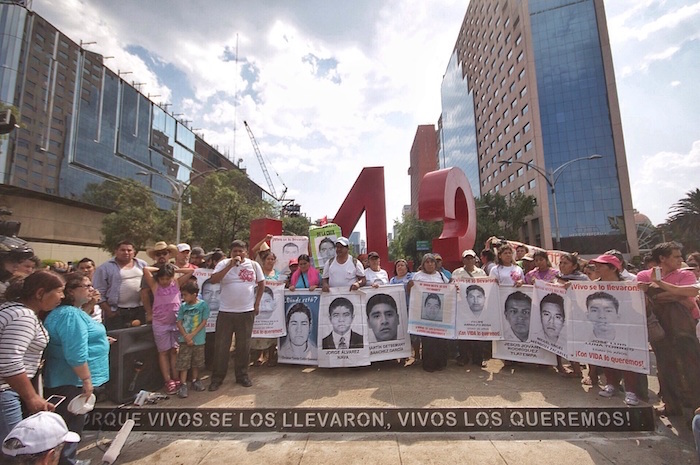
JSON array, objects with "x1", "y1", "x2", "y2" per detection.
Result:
[{"x1": 2, "y1": 233, "x2": 700, "y2": 464}]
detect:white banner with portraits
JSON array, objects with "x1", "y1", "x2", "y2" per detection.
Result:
[
  {"x1": 566, "y1": 281, "x2": 650, "y2": 374},
  {"x1": 278, "y1": 291, "x2": 320, "y2": 365},
  {"x1": 317, "y1": 289, "x2": 370, "y2": 368},
  {"x1": 492, "y1": 286, "x2": 557, "y2": 365},
  {"x1": 271, "y1": 236, "x2": 309, "y2": 275},
  {"x1": 252, "y1": 280, "x2": 287, "y2": 338},
  {"x1": 309, "y1": 223, "x2": 342, "y2": 271},
  {"x1": 193, "y1": 267, "x2": 219, "y2": 333},
  {"x1": 408, "y1": 282, "x2": 457, "y2": 339},
  {"x1": 361, "y1": 285, "x2": 411, "y2": 362},
  {"x1": 531, "y1": 281, "x2": 569, "y2": 358},
  {"x1": 454, "y1": 277, "x2": 503, "y2": 340}
]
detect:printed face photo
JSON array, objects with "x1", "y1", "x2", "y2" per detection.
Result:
[
  {"x1": 586, "y1": 292, "x2": 619, "y2": 341},
  {"x1": 540, "y1": 302, "x2": 564, "y2": 343},
  {"x1": 329, "y1": 302, "x2": 354, "y2": 335},
  {"x1": 466, "y1": 286, "x2": 485, "y2": 315},
  {"x1": 505, "y1": 295, "x2": 531, "y2": 342},
  {"x1": 421, "y1": 293, "x2": 443, "y2": 322},
  {"x1": 282, "y1": 243, "x2": 300, "y2": 261},
  {"x1": 367, "y1": 295, "x2": 399, "y2": 342},
  {"x1": 287, "y1": 310, "x2": 311, "y2": 347},
  {"x1": 258, "y1": 287, "x2": 275, "y2": 320},
  {"x1": 318, "y1": 238, "x2": 336, "y2": 264},
  {"x1": 201, "y1": 281, "x2": 220, "y2": 312}
]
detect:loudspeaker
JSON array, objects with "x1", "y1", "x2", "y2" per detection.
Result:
[{"x1": 107, "y1": 325, "x2": 163, "y2": 403}]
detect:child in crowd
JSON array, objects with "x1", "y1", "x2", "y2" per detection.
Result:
[
  {"x1": 143, "y1": 264, "x2": 194, "y2": 395},
  {"x1": 175, "y1": 281, "x2": 210, "y2": 398}
]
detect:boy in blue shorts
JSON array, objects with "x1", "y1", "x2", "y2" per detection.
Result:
[{"x1": 175, "y1": 281, "x2": 210, "y2": 398}]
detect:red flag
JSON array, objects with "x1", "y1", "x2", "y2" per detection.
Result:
[{"x1": 320, "y1": 216, "x2": 328, "y2": 226}]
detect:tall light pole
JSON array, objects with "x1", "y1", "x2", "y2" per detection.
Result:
[
  {"x1": 137, "y1": 168, "x2": 227, "y2": 243},
  {"x1": 499, "y1": 154, "x2": 602, "y2": 250}
]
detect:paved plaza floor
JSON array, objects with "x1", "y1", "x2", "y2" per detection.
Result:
[{"x1": 77, "y1": 357, "x2": 698, "y2": 464}]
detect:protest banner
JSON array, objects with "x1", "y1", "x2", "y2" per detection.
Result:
[
  {"x1": 361, "y1": 285, "x2": 411, "y2": 362},
  {"x1": 454, "y1": 277, "x2": 503, "y2": 340},
  {"x1": 271, "y1": 235, "x2": 309, "y2": 275},
  {"x1": 317, "y1": 289, "x2": 370, "y2": 368},
  {"x1": 408, "y1": 282, "x2": 457, "y2": 339},
  {"x1": 278, "y1": 291, "x2": 320, "y2": 365},
  {"x1": 309, "y1": 223, "x2": 342, "y2": 270},
  {"x1": 492, "y1": 286, "x2": 557, "y2": 365},
  {"x1": 566, "y1": 281, "x2": 650, "y2": 374},
  {"x1": 531, "y1": 281, "x2": 569, "y2": 358},
  {"x1": 252, "y1": 280, "x2": 287, "y2": 338},
  {"x1": 193, "y1": 267, "x2": 219, "y2": 333}
]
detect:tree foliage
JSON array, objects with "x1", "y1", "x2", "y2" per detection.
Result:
[
  {"x1": 664, "y1": 188, "x2": 700, "y2": 252},
  {"x1": 389, "y1": 212, "x2": 443, "y2": 264},
  {"x1": 185, "y1": 170, "x2": 275, "y2": 251},
  {"x1": 282, "y1": 215, "x2": 311, "y2": 237},
  {"x1": 99, "y1": 179, "x2": 160, "y2": 252},
  {"x1": 474, "y1": 192, "x2": 536, "y2": 249}
]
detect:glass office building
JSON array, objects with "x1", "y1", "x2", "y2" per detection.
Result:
[
  {"x1": 0, "y1": 3, "x2": 264, "y2": 252},
  {"x1": 443, "y1": 0, "x2": 638, "y2": 254}
]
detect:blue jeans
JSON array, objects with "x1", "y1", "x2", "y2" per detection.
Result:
[
  {"x1": 0, "y1": 389, "x2": 22, "y2": 444},
  {"x1": 693, "y1": 414, "x2": 700, "y2": 463}
]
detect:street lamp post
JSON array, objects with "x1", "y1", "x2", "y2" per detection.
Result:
[
  {"x1": 137, "y1": 168, "x2": 227, "y2": 243},
  {"x1": 499, "y1": 154, "x2": 602, "y2": 250}
]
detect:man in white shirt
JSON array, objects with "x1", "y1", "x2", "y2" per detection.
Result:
[
  {"x1": 207, "y1": 240, "x2": 264, "y2": 391},
  {"x1": 364, "y1": 251, "x2": 389, "y2": 287},
  {"x1": 321, "y1": 237, "x2": 365, "y2": 291},
  {"x1": 452, "y1": 249, "x2": 487, "y2": 279}
]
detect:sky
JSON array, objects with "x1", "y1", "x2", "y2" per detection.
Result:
[{"x1": 31, "y1": 0, "x2": 700, "y2": 231}]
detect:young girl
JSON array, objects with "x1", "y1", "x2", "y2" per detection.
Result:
[{"x1": 143, "y1": 264, "x2": 194, "y2": 395}]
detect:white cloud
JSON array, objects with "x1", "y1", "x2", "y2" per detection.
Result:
[{"x1": 671, "y1": 80, "x2": 681, "y2": 87}]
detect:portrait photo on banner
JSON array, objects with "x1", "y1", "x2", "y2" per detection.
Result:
[
  {"x1": 309, "y1": 223, "x2": 341, "y2": 270},
  {"x1": 531, "y1": 281, "x2": 569, "y2": 359},
  {"x1": 492, "y1": 286, "x2": 557, "y2": 365},
  {"x1": 278, "y1": 291, "x2": 320, "y2": 365},
  {"x1": 567, "y1": 281, "x2": 650, "y2": 374},
  {"x1": 454, "y1": 277, "x2": 503, "y2": 340},
  {"x1": 408, "y1": 281, "x2": 457, "y2": 339},
  {"x1": 252, "y1": 280, "x2": 287, "y2": 338},
  {"x1": 193, "y1": 267, "x2": 219, "y2": 333},
  {"x1": 271, "y1": 235, "x2": 309, "y2": 275},
  {"x1": 317, "y1": 290, "x2": 370, "y2": 368},
  {"x1": 362, "y1": 285, "x2": 411, "y2": 362}
]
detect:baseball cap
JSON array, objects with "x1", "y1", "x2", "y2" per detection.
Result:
[
  {"x1": 335, "y1": 237, "x2": 349, "y2": 247},
  {"x1": 2, "y1": 412, "x2": 80, "y2": 457},
  {"x1": 521, "y1": 253, "x2": 534, "y2": 261},
  {"x1": 177, "y1": 243, "x2": 191, "y2": 253},
  {"x1": 462, "y1": 249, "x2": 477, "y2": 258},
  {"x1": 368, "y1": 251, "x2": 380, "y2": 259},
  {"x1": 590, "y1": 254, "x2": 622, "y2": 271},
  {"x1": 434, "y1": 253, "x2": 443, "y2": 260},
  {"x1": 289, "y1": 258, "x2": 299, "y2": 266}
]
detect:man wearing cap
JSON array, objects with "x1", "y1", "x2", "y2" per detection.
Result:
[
  {"x1": 606, "y1": 249, "x2": 636, "y2": 281},
  {"x1": 364, "y1": 252, "x2": 388, "y2": 287},
  {"x1": 452, "y1": 250, "x2": 486, "y2": 279},
  {"x1": 175, "y1": 243, "x2": 197, "y2": 269},
  {"x1": 189, "y1": 247, "x2": 206, "y2": 268},
  {"x1": 321, "y1": 237, "x2": 365, "y2": 292},
  {"x1": 434, "y1": 254, "x2": 452, "y2": 280},
  {"x1": 2, "y1": 411, "x2": 80, "y2": 465},
  {"x1": 93, "y1": 240, "x2": 148, "y2": 331},
  {"x1": 140, "y1": 241, "x2": 178, "y2": 324}
]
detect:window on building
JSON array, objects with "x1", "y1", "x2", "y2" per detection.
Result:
[
  {"x1": 505, "y1": 124, "x2": 510, "y2": 134},
  {"x1": 515, "y1": 34, "x2": 522, "y2": 45},
  {"x1": 517, "y1": 167, "x2": 524, "y2": 177},
  {"x1": 511, "y1": 98, "x2": 517, "y2": 108},
  {"x1": 519, "y1": 68, "x2": 525, "y2": 80},
  {"x1": 523, "y1": 122, "x2": 531, "y2": 133},
  {"x1": 508, "y1": 65, "x2": 514, "y2": 75},
  {"x1": 515, "y1": 149, "x2": 522, "y2": 159},
  {"x1": 501, "y1": 179, "x2": 507, "y2": 187},
  {"x1": 507, "y1": 49, "x2": 513, "y2": 59},
  {"x1": 506, "y1": 141, "x2": 512, "y2": 150},
  {"x1": 528, "y1": 179, "x2": 536, "y2": 189},
  {"x1": 520, "y1": 87, "x2": 528, "y2": 97},
  {"x1": 514, "y1": 132, "x2": 521, "y2": 142},
  {"x1": 525, "y1": 141, "x2": 533, "y2": 152},
  {"x1": 522, "y1": 104, "x2": 529, "y2": 115},
  {"x1": 512, "y1": 115, "x2": 519, "y2": 125},
  {"x1": 519, "y1": 185, "x2": 526, "y2": 193}
]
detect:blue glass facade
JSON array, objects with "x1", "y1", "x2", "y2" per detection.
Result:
[
  {"x1": 439, "y1": 51, "x2": 480, "y2": 197},
  {"x1": 529, "y1": 0, "x2": 627, "y2": 252}
]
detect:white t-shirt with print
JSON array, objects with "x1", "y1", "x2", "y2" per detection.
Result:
[{"x1": 214, "y1": 258, "x2": 264, "y2": 313}]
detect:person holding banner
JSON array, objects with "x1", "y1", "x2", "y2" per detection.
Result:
[
  {"x1": 524, "y1": 251, "x2": 558, "y2": 285},
  {"x1": 288, "y1": 254, "x2": 321, "y2": 291},
  {"x1": 407, "y1": 253, "x2": 450, "y2": 372},
  {"x1": 555, "y1": 252, "x2": 588, "y2": 380},
  {"x1": 588, "y1": 254, "x2": 645, "y2": 406},
  {"x1": 364, "y1": 252, "x2": 389, "y2": 287},
  {"x1": 489, "y1": 245, "x2": 524, "y2": 287},
  {"x1": 452, "y1": 250, "x2": 486, "y2": 279},
  {"x1": 321, "y1": 238, "x2": 365, "y2": 292},
  {"x1": 250, "y1": 252, "x2": 283, "y2": 366}
]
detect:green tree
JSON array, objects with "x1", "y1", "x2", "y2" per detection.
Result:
[
  {"x1": 474, "y1": 192, "x2": 536, "y2": 249},
  {"x1": 389, "y1": 212, "x2": 443, "y2": 264},
  {"x1": 185, "y1": 170, "x2": 275, "y2": 250},
  {"x1": 282, "y1": 215, "x2": 311, "y2": 237},
  {"x1": 664, "y1": 188, "x2": 700, "y2": 252},
  {"x1": 99, "y1": 179, "x2": 160, "y2": 252}
]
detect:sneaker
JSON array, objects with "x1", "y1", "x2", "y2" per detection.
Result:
[
  {"x1": 165, "y1": 379, "x2": 178, "y2": 395},
  {"x1": 191, "y1": 379, "x2": 205, "y2": 392},
  {"x1": 177, "y1": 384, "x2": 188, "y2": 398},
  {"x1": 598, "y1": 384, "x2": 616, "y2": 398},
  {"x1": 624, "y1": 392, "x2": 639, "y2": 406}
]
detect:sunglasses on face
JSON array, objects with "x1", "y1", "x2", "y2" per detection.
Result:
[{"x1": 155, "y1": 251, "x2": 169, "y2": 257}]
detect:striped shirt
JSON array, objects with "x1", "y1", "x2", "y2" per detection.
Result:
[{"x1": 0, "y1": 302, "x2": 48, "y2": 389}]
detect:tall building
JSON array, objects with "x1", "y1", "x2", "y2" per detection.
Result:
[
  {"x1": 407, "y1": 125, "x2": 438, "y2": 216},
  {"x1": 440, "y1": 0, "x2": 638, "y2": 254},
  {"x1": 0, "y1": 3, "x2": 266, "y2": 260}
]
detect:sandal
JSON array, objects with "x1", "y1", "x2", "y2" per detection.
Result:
[{"x1": 165, "y1": 379, "x2": 178, "y2": 395}]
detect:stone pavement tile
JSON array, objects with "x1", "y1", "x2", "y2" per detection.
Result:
[
  {"x1": 390, "y1": 387, "x2": 484, "y2": 408},
  {"x1": 491, "y1": 437, "x2": 611, "y2": 464},
  {"x1": 312, "y1": 386, "x2": 395, "y2": 408},
  {"x1": 298, "y1": 433, "x2": 401, "y2": 465},
  {"x1": 396, "y1": 435, "x2": 507, "y2": 465}
]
